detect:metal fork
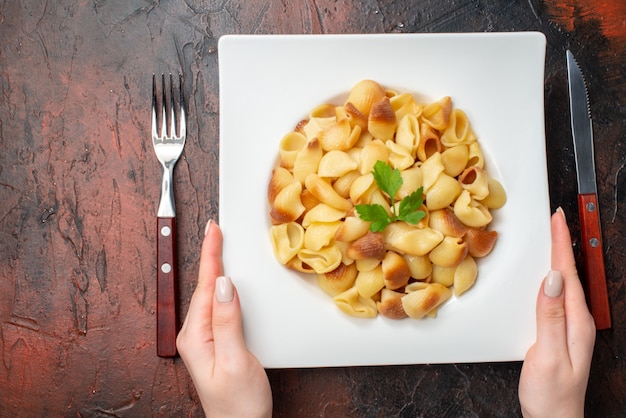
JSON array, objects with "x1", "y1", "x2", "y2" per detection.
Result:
[{"x1": 152, "y1": 73, "x2": 186, "y2": 357}]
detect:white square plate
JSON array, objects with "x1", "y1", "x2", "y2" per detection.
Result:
[{"x1": 218, "y1": 33, "x2": 549, "y2": 368}]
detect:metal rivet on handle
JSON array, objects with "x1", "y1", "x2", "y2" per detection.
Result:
[
  {"x1": 161, "y1": 226, "x2": 171, "y2": 236},
  {"x1": 586, "y1": 202, "x2": 596, "y2": 212},
  {"x1": 590, "y1": 238, "x2": 599, "y2": 248},
  {"x1": 161, "y1": 263, "x2": 172, "y2": 273}
]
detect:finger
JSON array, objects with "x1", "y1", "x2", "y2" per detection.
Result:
[
  {"x1": 551, "y1": 208, "x2": 596, "y2": 365},
  {"x1": 551, "y1": 209, "x2": 593, "y2": 322},
  {"x1": 551, "y1": 208, "x2": 584, "y2": 297},
  {"x1": 211, "y1": 276, "x2": 249, "y2": 362},
  {"x1": 534, "y1": 270, "x2": 568, "y2": 359},
  {"x1": 198, "y1": 220, "x2": 224, "y2": 289},
  {"x1": 179, "y1": 220, "x2": 224, "y2": 342}
]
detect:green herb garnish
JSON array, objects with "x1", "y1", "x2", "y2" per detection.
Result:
[{"x1": 355, "y1": 161, "x2": 426, "y2": 232}]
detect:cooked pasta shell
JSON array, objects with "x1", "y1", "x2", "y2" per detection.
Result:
[
  {"x1": 279, "y1": 131, "x2": 307, "y2": 169},
  {"x1": 334, "y1": 216, "x2": 370, "y2": 243},
  {"x1": 377, "y1": 289, "x2": 408, "y2": 319},
  {"x1": 310, "y1": 103, "x2": 337, "y2": 118},
  {"x1": 297, "y1": 246, "x2": 343, "y2": 274},
  {"x1": 417, "y1": 204, "x2": 430, "y2": 229},
  {"x1": 386, "y1": 140, "x2": 414, "y2": 171},
  {"x1": 385, "y1": 89, "x2": 398, "y2": 97},
  {"x1": 417, "y1": 123, "x2": 443, "y2": 162},
  {"x1": 294, "y1": 119, "x2": 308, "y2": 135},
  {"x1": 293, "y1": 138, "x2": 323, "y2": 184},
  {"x1": 459, "y1": 166, "x2": 490, "y2": 200},
  {"x1": 420, "y1": 96, "x2": 452, "y2": 131},
  {"x1": 349, "y1": 173, "x2": 377, "y2": 205},
  {"x1": 305, "y1": 173, "x2": 353, "y2": 212},
  {"x1": 334, "y1": 287, "x2": 378, "y2": 318},
  {"x1": 390, "y1": 93, "x2": 423, "y2": 121},
  {"x1": 270, "y1": 180, "x2": 306, "y2": 225},
  {"x1": 317, "y1": 262, "x2": 358, "y2": 297},
  {"x1": 467, "y1": 142, "x2": 485, "y2": 168},
  {"x1": 301, "y1": 116, "x2": 336, "y2": 141},
  {"x1": 345, "y1": 146, "x2": 364, "y2": 167},
  {"x1": 368, "y1": 97, "x2": 397, "y2": 141},
  {"x1": 346, "y1": 231, "x2": 386, "y2": 260},
  {"x1": 340, "y1": 101, "x2": 368, "y2": 130},
  {"x1": 425, "y1": 173, "x2": 462, "y2": 211},
  {"x1": 402, "y1": 254, "x2": 432, "y2": 280},
  {"x1": 426, "y1": 308, "x2": 440, "y2": 318},
  {"x1": 405, "y1": 281, "x2": 429, "y2": 293},
  {"x1": 345, "y1": 126, "x2": 362, "y2": 150},
  {"x1": 301, "y1": 203, "x2": 347, "y2": 228},
  {"x1": 465, "y1": 227, "x2": 498, "y2": 258},
  {"x1": 397, "y1": 165, "x2": 423, "y2": 200},
  {"x1": 382, "y1": 251, "x2": 411, "y2": 290},
  {"x1": 359, "y1": 139, "x2": 389, "y2": 175},
  {"x1": 441, "y1": 144, "x2": 469, "y2": 177},
  {"x1": 421, "y1": 152, "x2": 445, "y2": 193},
  {"x1": 383, "y1": 223, "x2": 444, "y2": 256},
  {"x1": 304, "y1": 221, "x2": 342, "y2": 251},
  {"x1": 428, "y1": 208, "x2": 467, "y2": 238},
  {"x1": 431, "y1": 264, "x2": 456, "y2": 287},
  {"x1": 454, "y1": 190, "x2": 492, "y2": 228},
  {"x1": 401, "y1": 283, "x2": 452, "y2": 319},
  {"x1": 285, "y1": 256, "x2": 315, "y2": 273},
  {"x1": 440, "y1": 108, "x2": 477, "y2": 147},
  {"x1": 355, "y1": 257, "x2": 380, "y2": 272},
  {"x1": 367, "y1": 189, "x2": 391, "y2": 208},
  {"x1": 318, "y1": 118, "x2": 361, "y2": 152},
  {"x1": 354, "y1": 130, "x2": 374, "y2": 148},
  {"x1": 268, "y1": 166, "x2": 294, "y2": 204},
  {"x1": 334, "y1": 240, "x2": 354, "y2": 266},
  {"x1": 345, "y1": 79, "x2": 386, "y2": 118},
  {"x1": 355, "y1": 265, "x2": 385, "y2": 298},
  {"x1": 318, "y1": 150, "x2": 358, "y2": 178},
  {"x1": 453, "y1": 255, "x2": 478, "y2": 296},
  {"x1": 269, "y1": 222, "x2": 305, "y2": 264},
  {"x1": 395, "y1": 114, "x2": 420, "y2": 158},
  {"x1": 300, "y1": 189, "x2": 320, "y2": 212},
  {"x1": 428, "y1": 236, "x2": 468, "y2": 267},
  {"x1": 333, "y1": 170, "x2": 360, "y2": 198},
  {"x1": 479, "y1": 176, "x2": 507, "y2": 209}
]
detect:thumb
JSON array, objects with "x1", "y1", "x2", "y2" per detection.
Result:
[
  {"x1": 535, "y1": 270, "x2": 568, "y2": 357},
  {"x1": 212, "y1": 276, "x2": 248, "y2": 359}
]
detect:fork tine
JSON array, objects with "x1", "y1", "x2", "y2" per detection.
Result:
[
  {"x1": 151, "y1": 74, "x2": 158, "y2": 138},
  {"x1": 179, "y1": 74, "x2": 186, "y2": 138},
  {"x1": 169, "y1": 73, "x2": 177, "y2": 138},
  {"x1": 161, "y1": 74, "x2": 167, "y2": 139}
]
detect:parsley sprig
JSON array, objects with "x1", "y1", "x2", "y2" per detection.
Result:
[{"x1": 355, "y1": 161, "x2": 426, "y2": 232}]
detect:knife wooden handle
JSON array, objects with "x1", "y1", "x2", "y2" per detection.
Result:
[
  {"x1": 157, "y1": 216, "x2": 178, "y2": 357},
  {"x1": 578, "y1": 193, "x2": 611, "y2": 330}
]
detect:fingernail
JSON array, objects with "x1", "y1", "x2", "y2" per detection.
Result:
[
  {"x1": 544, "y1": 270, "x2": 563, "y2": 298},
  {"x1": 204, "y1": 219, "x2": 213, "y2": 236},
  {"x1": 556, "y1": 207, "x2": 567, "y2": 224},
  {"x1": 216, "y1": 276, "x2": 234, "y2": 303}
]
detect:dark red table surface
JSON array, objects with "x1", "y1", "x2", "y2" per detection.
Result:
[{"x1": 1, "y1": 1, "x2": 625, "y2": 416}]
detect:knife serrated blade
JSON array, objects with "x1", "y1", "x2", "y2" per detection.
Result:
[{"x1": 566, "y1": 50, "x2": 611, "y2": 330}]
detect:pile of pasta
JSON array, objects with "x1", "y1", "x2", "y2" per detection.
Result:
[{"x1": 268, "y1": 80, "x2": 506, "y2": 319}]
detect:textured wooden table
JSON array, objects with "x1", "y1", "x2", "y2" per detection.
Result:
[{"x1": 1, "y1": 1, "x2": 625, "y2": 416}]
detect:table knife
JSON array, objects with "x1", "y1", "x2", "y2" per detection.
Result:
[{"x1": 566, "y1": 50, "x2": 611, "y2": 330}]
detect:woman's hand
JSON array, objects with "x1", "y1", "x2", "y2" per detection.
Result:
[
  {"x1": 177, "y1": 220, "x2": 272, "y2": 418},
  {"x1": 519, "y1": 208, "x2": 596, "y2": 417}
]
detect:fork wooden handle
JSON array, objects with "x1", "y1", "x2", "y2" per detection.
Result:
[{"x1": 157, "y1": 216, "x2": 178, "y2": 357}]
